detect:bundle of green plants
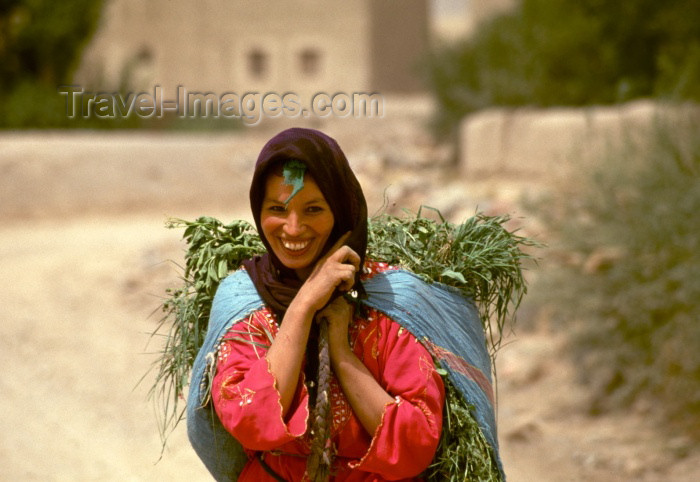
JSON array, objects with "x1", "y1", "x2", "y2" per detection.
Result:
[
  {"x1": 146, "y1": 217, "x2": 265, "y2": 439},
  {"x1": 146, "y1": 209, "x2": 537, "y2": 477},
  {"x1": 368, "y1": 207, "x2": 535, "y2": 353},
  {"x1": 427, "y1": 376, "x2": 502, "y2": 481},
  {"x1": 528, "y1": 114, "x2": 700, "y2": 438}
]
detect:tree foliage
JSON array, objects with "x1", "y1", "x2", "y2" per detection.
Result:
[
  {"x1": 0, "y1": 0, "x2": 104, "y2": 127},
  {"x1": 427, "y1": 0, "x2": 700, "y2": 135}
]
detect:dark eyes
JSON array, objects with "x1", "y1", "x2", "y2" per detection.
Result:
[{"x1": 266, "y1": 205, "x2": 325, "y2": 214}]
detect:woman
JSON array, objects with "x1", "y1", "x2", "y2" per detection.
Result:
[{"x1": 206, "y1": 128, "x2": 445, "y2": 481}]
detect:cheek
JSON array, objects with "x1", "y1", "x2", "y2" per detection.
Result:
[
  {"x1": 260, "y1": 215, "x2": 282, "y2": 238},
  {"x1": 314, "y1": 213, "x2": 335, "y2": 238}
]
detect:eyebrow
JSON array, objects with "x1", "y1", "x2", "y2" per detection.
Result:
[{"x1": 263, "y1": 197, "x2": 326, "y2": 205}]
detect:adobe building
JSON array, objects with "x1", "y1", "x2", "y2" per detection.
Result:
[{"x1": 76, "y1": 0, "x2": 429, "y2": 99}]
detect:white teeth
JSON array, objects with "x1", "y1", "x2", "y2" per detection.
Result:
[{"x1": 282, "y1": 240, "x2": 310, "y2": 251}]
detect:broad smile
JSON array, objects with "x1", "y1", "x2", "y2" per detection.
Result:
[{"x1": 279, "y1": 238, "x2": 313, "y2": 255}]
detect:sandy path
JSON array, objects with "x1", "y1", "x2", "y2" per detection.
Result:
[{"x1": 0, "y1": 216, "x2": 211, "y2": 480}]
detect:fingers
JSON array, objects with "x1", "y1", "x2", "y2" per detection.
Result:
[
  {"x1": 339, "y1": 268, "x2": 356, "y2": 292},
  {"x1": 302, "y1": 231, "x2": 360, "y2": 310},
  {"x1": 317, "y1": 296, "x2": 353, "y2": 323},
  {"x1": 335, "y1": 246, "x2": 361, "y2": 271},
  {"x1": 311, "y1": 231, "x2": 361, "y2": 275},
  {"x1": 325, "y1": 247, "x2": 360, "y2": 276},
  {"x1": 326, "y1": 232, "x2": 360, "y2": 266},
  {"x1": 330, "y1": 262, "x2": 356, "y2": 292},
  {"x1": 313, "y1": 231, "x2": 351, "y2": 268}
]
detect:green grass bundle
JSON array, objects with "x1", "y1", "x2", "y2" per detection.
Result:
[
  {"x1": 147, "y1": 209, "x2": 537, "y2": 478},
  {"x1": 427, "y1": 377, "x2": 503, "y2": 481},
  {"x1": 368, "y1": 207, "x2": 535, "y2": 353},
  {"x1": 147, "y1": 217, "x2": 265, "y2": 439}
]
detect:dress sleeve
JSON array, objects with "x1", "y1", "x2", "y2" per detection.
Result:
[
  {"x1": 211, "y1": 310, "x2": 309, "y2": 451},
  {"x1": 350, "y1": 314, "x2": 445, "y2": 479}
]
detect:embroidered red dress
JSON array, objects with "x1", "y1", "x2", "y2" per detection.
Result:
[{"x1": 212, "y1": 262, "x2": 445, "y2": 481}]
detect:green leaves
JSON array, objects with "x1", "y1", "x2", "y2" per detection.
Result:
[
  {"x1": 146, "y1": 217, "x2": 264, "y2": 445},
  {"x1": 368, "y1": 209, "x2": 539, "y2": 353},
  {"x1": 427, "y1": 376, "x2": 502, "y2": 481},
  {"x1": 440, "y1": 269, "x2": 467, "y2": 284},
  {"x1": 0, "y1": 0, "x2": 105, "y2": 127},
  {"x1": 425, "y1": 0, "x2": 700, "y2": 137},
  {"x1": 172, "y1": 217, "x2": 265, "y2": 298}
]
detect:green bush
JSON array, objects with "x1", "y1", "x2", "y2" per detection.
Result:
[
  {"x1": 529, "y1": 111, "x2": 700, "y2": 438},
  {"x1": 426, "y1": 0, "x2": 700, "y2": 136},
  {"x1": 0, "y1": 0, "x2": 104, "y2": 128}
]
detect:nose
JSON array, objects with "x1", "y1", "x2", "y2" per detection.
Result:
[{"x1": 283, "y1": 211, "x2": 304, "y2": 237}]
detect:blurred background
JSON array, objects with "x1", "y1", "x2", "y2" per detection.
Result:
[{"x1": 1, "y1": 0, "x2": 698, "y2": 480}]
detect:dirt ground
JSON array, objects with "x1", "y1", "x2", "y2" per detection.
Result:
[{"x1": 1, "y1": 130, "x2": 697, "y2": 481}]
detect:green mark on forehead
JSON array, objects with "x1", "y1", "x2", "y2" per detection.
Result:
[{"x1": 282, "y1": 159, "x2": 306, "y2": 205}]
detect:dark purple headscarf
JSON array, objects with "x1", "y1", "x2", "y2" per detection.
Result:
[{"x1": 242, "y1": 128, "x2": 368, "y2": 315}]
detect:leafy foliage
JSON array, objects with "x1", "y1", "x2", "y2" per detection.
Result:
[
  {"x1": 427, "y1": 376, "x2": 502, "y2": 481},
  {"x1": 146, "y1": 218, "x2": 265, "y2": 439},
  {"x1": 0, "y1": 1, "x2": 241, "y2": 129},
  {"x1": 529, "y1": 114, "x2": 700, "y2": 437},
  {"x1": 368, "y1": 207, "x2": 538, "y2": 352},
  {"x1": 0, "y1": 0, "x2": 104, "y2": 127},
  {"x1": 426, "y1": 0, "x2": 700, "y2": 136},
  {"x1": 0, "y1": 0, "x2": 104, "y2": 88}
]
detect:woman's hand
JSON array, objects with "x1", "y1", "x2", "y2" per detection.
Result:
[
  {"x1": 316, "y1": 295, "x2": 354, "y2": 359},
  {"x1": 296, "y1": 232, "x2": 360, "y2": 313}
]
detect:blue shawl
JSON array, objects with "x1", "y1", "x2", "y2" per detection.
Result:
[{"x1": 187, "y1": 269, "x2": 504, "y2": 480}]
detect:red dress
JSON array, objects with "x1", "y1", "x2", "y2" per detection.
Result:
[{"x1": 212, "y1": 262, "x2": 445, "y2": 481}]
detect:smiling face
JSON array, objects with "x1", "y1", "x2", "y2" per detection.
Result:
[{"x1": 260, "y1": 172, "x2": 335, "y2": 280}]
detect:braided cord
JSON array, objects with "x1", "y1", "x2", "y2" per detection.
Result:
[{"x1": 305, "y1": 317, "x2": 333, "y2": 481}]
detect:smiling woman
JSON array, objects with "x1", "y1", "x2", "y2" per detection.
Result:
[
  {"x1": 180, "y1": 127, "x2": 517, "y2": 482},
  {"x1": 260, "y1": 172, "x2": 335, "y2": 279},
  {"x1": 186, "y1": 128, "x2": 447, "y2": 482}
]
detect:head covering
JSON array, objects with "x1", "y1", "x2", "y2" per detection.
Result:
[{"x1": 242, "y1": 127, "x2": 368, "y2": 315}]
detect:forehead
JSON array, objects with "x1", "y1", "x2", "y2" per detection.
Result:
[{"x1": 263, "y1": 173, "x2": 325, "y2": 201}]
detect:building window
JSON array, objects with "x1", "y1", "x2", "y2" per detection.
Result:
[
  {"x1": 248, "y1": 48, "x2": 267, "y2": 79},
  {"x1": 299, "y1": 48, "x2": 321, "y2": 77}
]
